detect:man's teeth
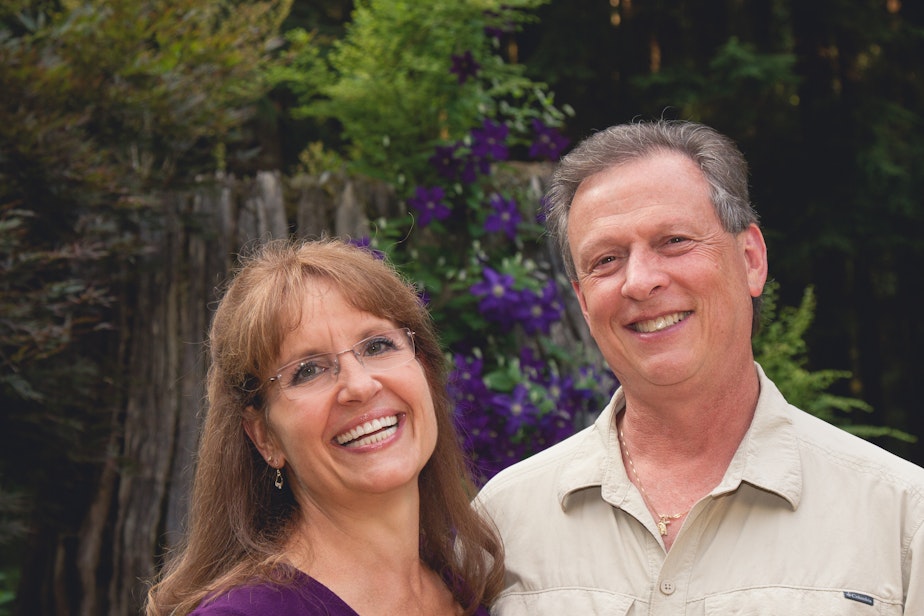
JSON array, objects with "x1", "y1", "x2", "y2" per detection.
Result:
[
  {"x1": 335, "y1": 415, "x2": 399, "y2": 447},
  {"x1": 632, "y1": 311, "x2": 691, "y2": 333}
]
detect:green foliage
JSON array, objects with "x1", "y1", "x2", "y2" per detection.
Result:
[
  {"x1": 633, "y1": 36, "x2": 801, "y2": 130},
  {"x1": 0, "y1": 489, "x2": 24, "y2": 616},
  {"x1": 0, "y1": 0, "x2": 295, "y2": 412},
  {"x1": 755, "y1": 280, "x2": 915, "y2": 443},
  {"x1": 0, "y1": 209, "x2": 111, "y2": 398},
  {"x1": 0, "y1": 0, "x2": 295, "y2": 603},
  {"x1": 2, "y1": 0, "x2": 292, "y2": 193},
  {"x1": 272, "y1": 0, "x2": 565, "y2": 184},
  {"x1": 0, "y1": 571, "x2": 15, "y2": 616}
]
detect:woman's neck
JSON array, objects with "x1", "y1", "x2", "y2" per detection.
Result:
[{"x1": 284, "y1": 491, "x2": 459, "y2": 615}]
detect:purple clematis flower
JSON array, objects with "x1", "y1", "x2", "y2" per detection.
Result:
[
  {"x1": 484, "y1": 194, "x2": 521, "y2": 240},
  {"x1": 471, "y1": 119, "x2": 509, "y2": 161},
  {"x1": 450, "y1": 50, "x2": 481, "y2": 84},
  {"x1": 449, "y1": 355, "x2": 492, "y2": 445},
  {"x1": 519, "y1": 347, "x2": 545, "y2": 383},
  {"x1": 408, "y1": 185, "x2": 451, "y2": 228},
  {"x1": 513, "y1": 280, "x2": 564, "y2": 335},
  {"x1": 428, "y1": 144, "x2": 462, "y2": 181},
  {"x1": 492, "y1": 384, "x2": 539, "y2": 436},
  {"x1": 348, "y1": 236, "x2": 385, "y2": 260},
  {"x1": 470, "y1": 266, "x2": 523, "y2": 328},
  {"x1": 529, "y1": 119, "x2": 570, "y2": 160}
]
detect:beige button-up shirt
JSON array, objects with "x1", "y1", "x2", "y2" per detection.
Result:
[{"x1": 476, "y1": 365, "x2": 924, "y2": 615}]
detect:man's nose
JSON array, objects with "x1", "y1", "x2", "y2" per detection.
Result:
[{"x1": 621, "y1": 250, "x2": 669, "y2": 300}]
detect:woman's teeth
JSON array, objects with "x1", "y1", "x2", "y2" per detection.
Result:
[{"x1": 335, "y1": 415, "x2": 399, "y2": 447}]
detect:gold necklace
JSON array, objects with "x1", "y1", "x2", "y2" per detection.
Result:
[{"x1": 617, "y1": 421, "x2": 691, "y2": 536}]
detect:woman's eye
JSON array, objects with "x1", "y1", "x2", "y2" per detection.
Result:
[
  {"x1": 363, "y1": 335, "x2": 398, "y2": 358},
  {"x1": 290, "y1": 360, "x2": 328, "y2": 385}
]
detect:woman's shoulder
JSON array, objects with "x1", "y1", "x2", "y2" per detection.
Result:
[{"x1": 189, "y1": 570, "x2": 359, "y2": 616}]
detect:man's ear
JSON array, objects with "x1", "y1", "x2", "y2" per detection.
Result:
[
  {"x1": 571, "y1": 279, "x2": 591, "y2": 326},
  {"x1": 741, "y1": 224, "x2": 769, "y2": 299},
  {"x1": 243, "y1": 406, "x2": 283, "y2": 466}
]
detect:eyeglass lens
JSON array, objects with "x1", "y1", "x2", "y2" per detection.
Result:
[{"x1": 273, "y1": 328, "x2": 415, "y2": 398}]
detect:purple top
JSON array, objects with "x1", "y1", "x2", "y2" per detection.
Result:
[{"x1": 189, "y1": 568, "x2": 490, "y2": 615}]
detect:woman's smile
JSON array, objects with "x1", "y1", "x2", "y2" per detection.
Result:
[{"x1": 334, "y1": 413, "x2": 403, "y2": 448}]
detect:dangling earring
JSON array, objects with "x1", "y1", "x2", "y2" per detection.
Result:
[{"x1": 274, "y1": 467, "x2": 284, "y2": 490}]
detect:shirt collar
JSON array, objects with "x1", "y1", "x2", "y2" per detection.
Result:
[
  {"x1": 718, "y1": 363, "x2": 802, "y2": 509},
  {"x1": 557, "y1": 389, "x2": 627, "y2": 510},
  {"x1": 556, "y1": 363, "x2": 803, "y2": 511}
]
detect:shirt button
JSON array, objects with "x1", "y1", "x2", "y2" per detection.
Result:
[{"x1": 660, "y1": 580, "x2": 676, "y2": 595}]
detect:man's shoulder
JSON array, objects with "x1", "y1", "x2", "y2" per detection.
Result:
[
  {"x1": 757, "y1": 365, "x2": 924, "y2": 490},
  {"x1": 788, "y1": 404, "x2": 924, "y2": 489}
]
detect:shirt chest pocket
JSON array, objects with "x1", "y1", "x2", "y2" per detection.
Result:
[
  {"x1": 704, "y1": 587, "x2": 903, "y2": 616},
  {"x1": 493, "y1": 588, "x2": 633, "y2": 616}
]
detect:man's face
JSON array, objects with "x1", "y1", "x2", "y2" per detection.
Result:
[{"x1": 567, "y1": 151, "x2": 767, "y2": 398}]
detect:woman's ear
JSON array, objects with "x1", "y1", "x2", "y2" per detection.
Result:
[{"x1": 243, "y1": 406, "x2": 283, "y2": 467}]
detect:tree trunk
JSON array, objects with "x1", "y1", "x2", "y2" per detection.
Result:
[{"x1": 56, "y1": 172, "x2": 291, "y2": 615}]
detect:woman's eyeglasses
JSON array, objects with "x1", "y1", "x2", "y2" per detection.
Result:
[{"x1": 267, "y1": 328, "x2": 416, "y2": 400}]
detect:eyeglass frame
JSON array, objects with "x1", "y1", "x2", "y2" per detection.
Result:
[{"x1": 266, "y1": 327, "x2": 417, "y2": 399}]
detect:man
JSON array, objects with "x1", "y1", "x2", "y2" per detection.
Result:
[{"x1": 476, "y1": 120, "x2": 924, "y2": 614}]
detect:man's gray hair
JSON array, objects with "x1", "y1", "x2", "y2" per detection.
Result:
[{"x1": 544, "y1": 120, "x2": 759, "y2": 281}]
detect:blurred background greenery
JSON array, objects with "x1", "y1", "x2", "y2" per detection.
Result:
[{"x1": 2, "y1": 1, "x2": 922, "y2": 614}]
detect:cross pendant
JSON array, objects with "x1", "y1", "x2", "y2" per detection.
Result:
[{"x1": 657, "y1": 518, "x2": 670, "y2": 536}]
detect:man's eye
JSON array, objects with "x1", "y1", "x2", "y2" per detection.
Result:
[{"x1": 592, "y1": 255, "x2": 621, "y2": 270}]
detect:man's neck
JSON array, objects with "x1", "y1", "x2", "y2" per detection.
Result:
[{"x1": 614, "y1": 365, "x2": 761, "y2": 550}]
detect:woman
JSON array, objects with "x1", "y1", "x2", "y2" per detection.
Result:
[{"x1": 146, "y1": 238, "x2": 504, "y2": 615}]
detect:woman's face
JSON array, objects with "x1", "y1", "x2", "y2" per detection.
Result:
[{"x1": 244, "y1": 279, "x2": 438, "y2": 512}]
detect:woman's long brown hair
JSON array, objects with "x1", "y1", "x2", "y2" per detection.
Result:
[{"x1": 145, "y1": 238, "x2": 504, "y2": 615}]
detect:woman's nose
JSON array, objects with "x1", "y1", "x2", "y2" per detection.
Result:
[{"x1": 334, "y1": 352, "x2": 382, "y2": 403}]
